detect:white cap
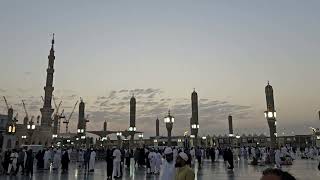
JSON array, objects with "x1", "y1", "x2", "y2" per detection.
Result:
[
  {"x1": 164, "y1": 147, "x2": 173, "y2": 155},
  {"x1": 178, "y1": 152, "x2": 189, "y2": 162}
]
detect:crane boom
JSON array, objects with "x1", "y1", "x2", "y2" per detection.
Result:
[
  {"x1": 3, "y1": 96, "x2": 9, "y2": 110},
  {"x1": 67, "y1": 100, "x2": 78, "y2": 122},
  {"x1": 22, "y1": 100, "x2": 29, "y2": 118},
  {"x1": 63, "y1": 100, "x2": 78, "y2": 133}
]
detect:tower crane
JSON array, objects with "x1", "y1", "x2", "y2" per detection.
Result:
[
  {"x1": 3, "y1": 96, "x2": 9, "y2": 110},
  {"x1": 22, "y1": 100, "x2": 29, "y2": 125},
  {"x1": 63, "y1": 100, "x2": 78, "y2": 133},
  {"x1": 52, "y1": 96, "x2": 64, "y2": 134}
]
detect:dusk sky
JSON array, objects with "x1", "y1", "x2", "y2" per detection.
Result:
[{"x1": 0, "y1": 1, "x2": 320, "y2": 137}]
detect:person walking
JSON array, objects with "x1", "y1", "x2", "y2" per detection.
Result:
[
  {"x1": 16, "y1": 148, "x2": 26, "y2": 175},
  {"x1": 155, "y1": 150, "x2": 162, "y2": 175},
  {"x1": 84, "y1": 149, "x2": 90, "y2": 171},
  {"x1": 25, "y1": 149, "x2": 34, "y2": 177},
  {"x1": 52, "y1": 148, "x2": 61, "y2": 170},
  {"x1": 175, "y1": 152, "x2": 195, "y2": 180},
  {"x1": 113, "y1": 147, "x2": 122, "y2": 178},
  {"x1": 7, "y1": 149, "x2": 18, "y2": 175},
  {"x1": 61, "y1": 150, "x2": 70, "y2": 173},
  {"x1": 106, "y1": 148, "x2": 114, "y2": 180},
  {"x1": 89, "y1": 149, "x2": 96, "y2": 172},
  {"x1": 161, "y1": 147, "x2": 175, "y2": 180}
]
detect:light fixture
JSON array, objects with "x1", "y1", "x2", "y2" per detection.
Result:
[{"x1": 202, "y1": 136, "x2": 206, "y2": 140}]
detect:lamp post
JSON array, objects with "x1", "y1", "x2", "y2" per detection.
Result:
[
  {"x1": 77, "y1": 128, "x2": 85, "y2": 147},
  {"x1": 128, "y1": 126, "x2": 136, "y2": 149},
  {"x1": 264, "y1": 111, "x2": 277, "y2": 148},
  {"x1": 116, "y1": 132, "x2": 122, "y2": 148},
  {"x1": 26, "y1": 120, "x2": 35, "y2": 145},
  {"x1": 164, "y1": 110, "x2": 174, "y2": 147}
]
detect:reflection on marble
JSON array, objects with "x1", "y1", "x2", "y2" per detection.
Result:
[{"x1": 1, "y1": 159, "x2": 319, "y2": 180}]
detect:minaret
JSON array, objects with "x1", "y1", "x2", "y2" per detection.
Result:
[
  {"x1": 156, "y1": 117, "x2": 159, "y2": 137},
  {"x1": 103, "y1": 120, "x2": 107, "y2": 132},
  {"x1": 129, "y1": 94, "x2": 136, "y2": 148},
  {"x1": 228, "y1": 115, "x2": 233, "y2": 136},
  {"x1": 77, "y1": 99, "x2": 85, "y2": 133},
  {"x1": 130, "y1": 95, "x2": 136, "y2": 129},
  {"x1": 264, "y1": 81, "x2": 277, "y2": 148},
  {"x1": 191, "y1": 89, "x2": 199, "y2": 146},
  {"x1": 40, "y1": 34, "x2": 55, "y2": 127}
]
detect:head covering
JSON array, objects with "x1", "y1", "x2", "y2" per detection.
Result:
[
  {"x1": 178, "y1": 152, "x2": 189, "y2": 162},
  {"x1": 164, "y1": 147, "x2": 173, "y2": 155}
]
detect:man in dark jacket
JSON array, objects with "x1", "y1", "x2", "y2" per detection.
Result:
[{"x1": 25, "y1": 149, "x2": 34, "y2": 177}]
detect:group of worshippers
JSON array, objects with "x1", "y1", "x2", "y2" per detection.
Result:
[
  {"x1": 35, "y1": 148, "x2": 71, "y2": 172},
  {"x1": 0, "y1": 148, "x2": 34, "y2": 177}
]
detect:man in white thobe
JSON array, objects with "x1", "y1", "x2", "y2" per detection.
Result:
[
  {"x1": 113, "y1": 148, "x2": 122, "y2": 178},
  {"x1": 160, "y1": 147, "x2": 175, "y2": 180},
  {"x1": 155, "y1": 150, "x2": 162, "y2": 175},
  {"x1": 275, "y1": 149, "x2": 281, "y2": 168},
  {"x1": 215, "y1": 148, "x2": 219, "y2": 161},
  {"x1": 43, "y1": 149, "x2": 51, "y2": 170},
  {"x1": 53, "y1": 148, "x2": 61, "y2": 170},
  {"x1": 148, "y1": 149, "x2": 156, "y2": 174},
  {"x1": 89, "y1": 149, "x2": 96, "y2": 172}
]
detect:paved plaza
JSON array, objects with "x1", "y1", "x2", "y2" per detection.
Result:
[{"x1": 1, "y1": 159, "x2": 319, "y2": 180}]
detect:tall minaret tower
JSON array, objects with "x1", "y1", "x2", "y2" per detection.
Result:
[
  {"x1": 77, "y1": 99, "x2": 85, "y2": 133},
  {"x1": 40, "y1": 34, "x2": 55, "y2": 127},
  {"x1": 228, "y1": 115, "x2": 233, "y2": 136},
  {"x1": 128, "y1": 94, "x2": 136, "y2": 148},
  {"x1": 264, "y1": 81, "x2": 277, "y2": 148},
  {"x1": 103, "y1": 120, "x2": 107, "y2": 132},
  {"x1": 191, "y1": 89, "x2": 199, "y2": 146},
  {"x1": 129, "y1": 95, "x2": 136, "y2": 129},
  {"x1": 156, "y1": 117, "x2": 159, "y2": 137}
]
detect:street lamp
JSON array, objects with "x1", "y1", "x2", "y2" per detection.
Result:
[
  {"x1": 7, "y1": 124, "x2": 16, "y2": 134},
  {"x1": 26, "y1": 120, "x2": 35, "y2": 144},
  {"x1": 264, "y1": 110, "x2": 277, "y2": 148},
  {"x1": 164, "y1": 110, "x2": 174, "y2": 146}
]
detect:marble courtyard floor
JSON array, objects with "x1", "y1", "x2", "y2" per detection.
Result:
[{"x1": 1, "y1": 159, "x2": 319, "y2": 180}]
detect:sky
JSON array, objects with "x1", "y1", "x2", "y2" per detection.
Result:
[{"x1": 0, "y1": 0, "x2": 320, "y2": 138}]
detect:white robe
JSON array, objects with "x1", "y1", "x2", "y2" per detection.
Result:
[
  {"x1": 89, "y1": 151, "x2": 96, "y2": 170},
  {"x1": 215, "y1": 149, "x2": 219, "y2": 161},
  {"x1": 190, "y1": 149, "x2": 195, "y2": 165},
  {"x1": 148, "y1": 152, "x2": 156, "y2": 173},
  {"x1": 53, "y1": 150, "x2": 61, "y2": 169},
  {"x1": 160, "y1": 160, "x2": 175, "y2": 180},
  {"x1": 44, "y1": 150, "x2": 51, "y2": 169},
  {"x1": 155, "y1": 153, "x2": 162, "y2": 173},
  {"x1": 275, "y1": 150, "x2": 281, "y2": 168}
]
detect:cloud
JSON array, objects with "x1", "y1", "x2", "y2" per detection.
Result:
[{"x1": 0, "y1": 89, "x2": 6, "y2": 93}]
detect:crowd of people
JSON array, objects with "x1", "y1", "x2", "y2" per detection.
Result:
[{"x1": 0, "y1": 145, "x2": 319, "y2": 179}]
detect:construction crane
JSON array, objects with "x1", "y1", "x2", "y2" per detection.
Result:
[
  {"x1": 63, "y1": 101, "x2": 78, "y2": 133},
  {"x1": 3, "y1": 96, "x2": 9, "y2": 110},
  {"x1": 22, "y1": 100, "x2": 29, "y2": 125},
  {"x1": 52, "y1": 96, "x2": 62, "y2": 119},
  {"x1": 58, "y1": 109, "x2": 65, "y2": 134}
]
